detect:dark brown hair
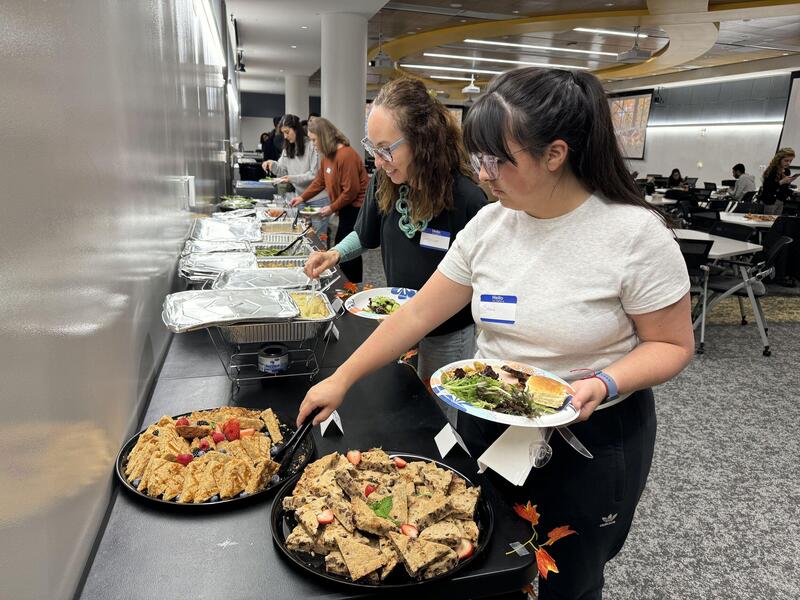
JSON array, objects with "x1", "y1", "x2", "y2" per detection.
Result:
[
  {"x1": 278, "y1": 114, "x2": 306, "y2": 159},
  {"x1": 463, "y1": 67, "x2": 668, "y2": 223},
  {"x1": 371, "y1": 78, "x2": 474, "y2": 223},
  {"x1": 308, "y1": 117, "x2": 349, "y2": 159}
]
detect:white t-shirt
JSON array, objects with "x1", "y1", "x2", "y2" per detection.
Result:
[{"x1": 437, "y1": 195, "x2": 690, "y2": 382}]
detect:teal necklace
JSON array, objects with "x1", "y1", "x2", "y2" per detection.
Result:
[{"x1": 395, "y1": 184, "x2": 429, "y2": 238}]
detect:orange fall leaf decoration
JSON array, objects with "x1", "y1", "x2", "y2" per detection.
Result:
[
  {"x1": 513, "y1": 501, "x2": 540, "y2": 526},
  {"x1": 545, "y1": 525, "x2": 577, "y2": 546},
  {"x1": 535, "y1": 547, "x2": 559, "y2": 580}
]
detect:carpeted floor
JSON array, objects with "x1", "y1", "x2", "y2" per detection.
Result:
[{"x1": 362, "y1": 245, "x2": 800, "y2": 599}]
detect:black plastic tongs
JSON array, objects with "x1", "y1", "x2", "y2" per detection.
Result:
[
  {"x1": 271, "y1": 407, "x2": 321, "y2": 478},
  {"x1": 275, "y1": 225, "x2": 312, "y2": 256}
]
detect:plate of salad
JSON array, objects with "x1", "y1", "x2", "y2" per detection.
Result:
[
  {"x1": 344, "y1": 287, "x2": 416, "y2": 321},
  {"x1": 430, "y1": 359, "x2": 579, "y2": 428}
]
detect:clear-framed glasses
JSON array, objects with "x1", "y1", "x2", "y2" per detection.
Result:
[
  {"x1": 361, "y1": 136, "x2": 406, "y2": 163},
  {"x1": 469, "y1": 146, "x2": 533, "y2": 179}
]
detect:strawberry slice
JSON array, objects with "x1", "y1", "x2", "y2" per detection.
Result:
[
  {"x1": 456, "y1": 538, "x2": 474, "y2": 560},
  {"x1": 175, "y1": 417, "x2": 190, "y2": 427},
  {"x1": 346, "y1": 450, "x2": 361, "y2": 466},
  {"x1": 240, "y1": 428, "x2": 255, "y2": 437},
  {"x1": 175, "y1": 453, "x2": 193, "y2": 466},
  {"x1": 211, "y1": 431, "x2": 225, "y2": 444},
  {"x1": 400, "y1": 524, "x2": 419, "y2": 538},
  {"x1": 222, "y1": 419, "x2": 240, "y2": 441},
  {"x1": 393, "y1": 456, "x2": 407, "y2": 469},
  {"x1": 317, "y1": 509, "x2": 335, "y2": 525},
  {"x1": 365, "y1": 485, "x2": 377, "y2": 498},
  {"x1": 199, "y1": 439, "x2": 210, "y2": 450}
]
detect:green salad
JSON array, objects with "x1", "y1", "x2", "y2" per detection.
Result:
[{"x1": 365, "y1": 296, "x2": 400, "y2": 315}]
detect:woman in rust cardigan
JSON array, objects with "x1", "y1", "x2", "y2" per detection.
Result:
[{"x1": 292, "y1": 118, "x2": 368, "y2": 283}]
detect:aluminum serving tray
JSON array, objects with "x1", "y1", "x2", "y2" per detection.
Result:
[
  {"x1": 218, "y1": 291, "x2": 338, "y2": 344},
  {"x1": 260, "y1": 232, "x2": 312, "y2": 245},
  {"x1": 256, "y1": 256, "x2": 333, "y2": 278},
  {"x1": 253, "y1": 240, "x2": 314, "y2": 258},
  {"x1": 189, "y1": 217, "x2": 262, "y2": 242},
  {"x1": 212, "y1": 268, "x2": 312, "y2": 291},
  {"x1": 261, "y1": 221, "x2": 305, "y2": 234},
  {"x1": 181, "y1": 240, "x2": 252, "y2": 256}
]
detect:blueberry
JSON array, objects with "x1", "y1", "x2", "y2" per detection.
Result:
[
  {"x1": 191, "y1": 448, "x2": 202, "y2": 457},
  {"x1": 197, "y1": 420, "x2": 209, "y2": 426},
  {"x1": 210, "y1": 495, "x2": 219, "y2": 502},
  {"x1": 197, "y1": 450, "x2": 205, "y2": 457},
  {"x1": 152, "y1": 429, "x2": 159, "y2": 436},
  {"x1": 270, "y1": 474, "x2": 281, "y2": 484},
  {"x1": 239, "y1": 492, "x2": 248, "y2": 498},
  {"x1": 132, "y1": 478, "x2": 141, "y2": 487}
]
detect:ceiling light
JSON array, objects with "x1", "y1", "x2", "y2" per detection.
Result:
[
  {"x1": 407, "y1": 31, "x2": 416, "y2": 35},
  {"x1": 512, "y1": 10, "x2": 519, "y2": 13},
  {"x1": 290, "y1": 45, "x2": 297, "y2": 49},
  {"x1": 604, "y1": 2, "x2": 615, "y2": 5},
  {"x1": 465, "y1": 37, "x2": 617, "y2": 57},
  {"x1": 300, "y1": 25, "x2": 308, "y2": 29},
  {"x1": 400, "y1": 63, "x2": 504, "y2": 75},
  {"x1": 574, "y1": 27, "x2": 648, "y2": 38},
  {"x1": 450, "y1": 3, "x2": 462, "y2": 7},
  {"x1": 430, "y1": 75, "x2": 476, "y2": 81},
  {"x1": 423, "y1": 52, "x2": 590, "y2": 70}
]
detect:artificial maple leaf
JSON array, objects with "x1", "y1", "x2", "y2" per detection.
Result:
[
  {"x1": 544, "y1": 525, "x2": 577, "y2": 546},
  {"x1": 513, "y1": 501, "x2": 540, "y2": 525},
  {"x1": 535, "y1": 547, "x2": 559, "y2": 580},
  {"x1": 344, "y1": 282, "x2": 358, "y2": 293}
]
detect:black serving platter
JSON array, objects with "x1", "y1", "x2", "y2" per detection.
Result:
[
  {"x1": 270, "y1": 452, "x2": 494, "y2": 590},
  {"x1": 115, "y1": 408, "x2": 315, "y2": 508}
]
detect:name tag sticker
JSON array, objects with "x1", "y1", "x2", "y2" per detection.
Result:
[
  {"x1": 325, "y1": 167, "x2": 332, "y2": 174},
  {"x1": 419, "y1": 227, "x2": 451, "y2": 251},
  {"x1": 479, "y1": 294, "x2": 517, "y2": 325}
]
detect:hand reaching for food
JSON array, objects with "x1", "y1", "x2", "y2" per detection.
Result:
[
  {"x1": 290, "y1": 196, "x2": 304, "y2": 207},
  {"x1": 297, "y1": 375, "x2": 348, "y2": 427},
  {"x1": 304, "y1": 250, "x2": 340, "y2": 279}
]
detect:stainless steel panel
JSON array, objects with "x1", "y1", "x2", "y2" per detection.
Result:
[{"x1": 0, "y1": 1, "x2": 227, "y2": 598}]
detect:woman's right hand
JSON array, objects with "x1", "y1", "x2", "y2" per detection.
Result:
[
  {"x1": 289, "y1": 196, "x2": 304, "y2": 207},
  {"x1": 297, "y1": 375, "x2": 348, "y2": 427},
  {"x1": 304, "y1": 250, "x2": 340, "y2": 279}
]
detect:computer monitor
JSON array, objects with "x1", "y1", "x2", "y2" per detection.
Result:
[{"x1": 685, "y1": 177, "x2": 698, "y2": 188}]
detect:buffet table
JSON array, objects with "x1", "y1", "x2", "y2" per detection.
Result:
[{"x1": 79, "y1": 306, "x2": 538, "y2": 598}]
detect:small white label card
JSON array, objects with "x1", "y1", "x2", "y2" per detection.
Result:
[
  {"x1": 434, "y1": 423, "x2": 471, "y2": 458},
  {"x1": 319, "y1": 410, "x2": 343, "y2": 436},
  {"x1": 331, "y1": 297, "x2": 343, "y2": 313},
  {"x1": 479, "y1": 294, "x2": 517, "y2": 325},
  {"x1": 419, "y1": 227, "x2": 451, "y2": 251}
]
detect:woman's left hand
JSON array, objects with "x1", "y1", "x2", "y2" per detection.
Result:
[
  {"x1": 276, "y1": 175, "x2": 290, "y2": 184},
  {"x1": 568, "y1": 377, "x2": 609, "y2": 422},
  {"x1": 318, "y1": 206, "x2": 333, "y2": 217}
]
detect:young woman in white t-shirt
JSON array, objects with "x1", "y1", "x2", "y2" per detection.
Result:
[{"x1": 297, "y1": 68, "x2": 694, "y2": 599}]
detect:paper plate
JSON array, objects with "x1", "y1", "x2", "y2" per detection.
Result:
[
  {"x1": 344, "y1": 287, "x2": 416, "y2": 320},
  {"x1": 430, "y1": 359, "x2": 579, "y2": 428}
]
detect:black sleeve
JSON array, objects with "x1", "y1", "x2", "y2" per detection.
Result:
[
  {"x1": 353, "y1": 174, "x2": 383, "y2": 249},
  {"x1": 453, "y1": 173, "x2": 488, "y2": 226}
]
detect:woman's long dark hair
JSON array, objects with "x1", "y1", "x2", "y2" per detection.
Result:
[
  {"x1": 463, "y1": 67, "x2": 667, "y2": 223},
  {"x1": 278, "y1": 114, "x2": 306, "y2": 159},
  {"x1": 669, "y1": 168, "x2": 683, "y2": 184}
]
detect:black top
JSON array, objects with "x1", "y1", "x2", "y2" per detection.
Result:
[
  {"x1": 355, "y1": 171, "x2": 487, "y2": 337},
  {"x1": 760, "y1": 168, "x2": 792, "y2": 205},
  {"x1": 262, "y1": 131, "x2": 285, "y2": 163}
]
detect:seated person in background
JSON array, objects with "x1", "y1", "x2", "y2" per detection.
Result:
[
  {"x1": 667, "y1": 168, "x2": 686, "y2": 189},
  {"x1": 761, "y1": 147, "x2": 796, "y2": 215},
  {"x1": 730, "y1": 163, "x2": 756, "y2": 201}
]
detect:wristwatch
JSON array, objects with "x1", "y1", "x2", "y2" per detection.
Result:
[{"x1": 591, "y1": 371, "x2": 619, "y2": 402}]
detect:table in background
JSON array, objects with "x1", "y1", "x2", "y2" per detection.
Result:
[
  {"x1": 674, "y1": 228, "x2": 762, "y2": 260},
  {"x1": 719, "y1": 212, "x2": 776, "y2": 229},
  {"x1": 645, "y1": 195, "x2": 677, "y2": 206}
]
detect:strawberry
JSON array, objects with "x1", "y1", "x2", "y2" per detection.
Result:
[
  {"x1": 222, "y1": 419, "x2": 240, "y2": 441},
  {"x1": 175, "y1": 417, "x2": 190, "y2": 427},
  {"x1": 199, "y1": 439, "x2": 210, "y2": 450},
  {"x1": 393, "y1": 456, "x2": 407, "y2": 469},
  {"x1": 211, "y1": 431, "x2": 225, "y2": 444},
  {"x1": 456, "y1": 538, "x2": 474, "y2": 560},
  {"x1": 400, "y1": 524, "x2": 419, "y2": 538},
  {"x1": 346, "y1": 450, "x2": 361, "y2": 466},
  {"x1": 175, "y1": 453, "x2": 193, "y2": 466},
  {"x1": 365, "y1": 485, "x2": 377, "y2": 498},
  {"x1": 240, "y1": 428, "x2": 255, "y2": 437},
  {"x1": 317, "y1": 509, "x2": 335, "y2": 525}
]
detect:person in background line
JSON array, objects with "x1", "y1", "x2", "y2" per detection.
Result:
[
  {"x1": 258, "y1": 131, "x2": 269, "y2": 153},
  {"x1": 308, "y1": 111, "x2": 320, "y2": 123},
  {"x1": 264, "y1": 114, "x2": 331, "y2": 237},
  {"x1": 297, "y1": 67, "x2": 694, "y2": 600},
  {"x1": 261, "y1": 117, "x2": 284, "y2": 167},
  {"x1": 291, "y1": 118, "x2": 368, "y2": 283},
  {"x1": 303, "y1": 77, "x2": 486, "y2": 389},
  {"x1": 667, "y1": 168, "x2": 686, "y2": 189},
  {"x1": 760, "y1": 147, "x2": 796, "y2": 215},
  {"x1": 730, "y1": 163, "x2": 757, "y2": 202}
]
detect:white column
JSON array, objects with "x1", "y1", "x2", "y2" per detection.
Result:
[
  {"x1": 284, "y1": 74, "x2": 309, "y2": 119},
  {"x1": 320, "y1": 12, "x2": 367, "y2": 149}
]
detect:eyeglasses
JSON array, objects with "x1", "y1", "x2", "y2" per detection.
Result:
[
  {"x1": 469, "y1": 146, "x2": 532, "y2": 179},
  {"x1": 361, "y1": 136, "x2": 406, "y2": 163}
]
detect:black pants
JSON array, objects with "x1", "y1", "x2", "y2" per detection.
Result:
[
  {"x1": 458, "y1": 390, "x2": 657, "y2": 600},
  {"x1": 335, "y1": 204, "x2": 362, "y2": 284}
]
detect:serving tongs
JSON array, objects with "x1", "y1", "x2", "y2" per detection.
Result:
[
  {"x1": 271, "y1": 407, "x2": 321, "y2": 478},
  {"x1": 269, "y1": 210, "x2": 287, "y2": 222},
  {"x1": 275, "y1": 225, "x2": 312, "y2": 257}
]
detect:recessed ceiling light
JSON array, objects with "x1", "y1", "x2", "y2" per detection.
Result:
[
  {"x1": 422, "y1": 53, "x2": 591, "y2": 70},
  {"x1": 783, "y1": 52, "x2": 791, "y2": 56},
  {"x1": 400, "y1": 63, "x2": 504, "y2": 75},
  {"x1": 574, "y1": 27, "x2": 648, "y2": 38},
  {"x1": 512, "y1": 10, "x2": 519, "y2": 14},
  {"x1": 300, "y1": 25, "x2": 308, "y2": 30},
  {"x1": 604, "y1": 2, "x2": 615, "y2": 6},
  {"x1": 279, "y1": 69, "x2": 284, "y2": 72},
  {"x1": 460, "y1": 19, "x2": 467, "y2": 22},
  {"x1": 290, "y1": 45, "x2": 297, "y2": 49},
  {"x1": 407, "y1": 31, "x2": 416, "y2": 35},
  {"x1": 450, "y1": 3, "x2": 462, "y2": 7},
  {"x1": 464, "y1": 38, "x2": 617, "y2": 57}
]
